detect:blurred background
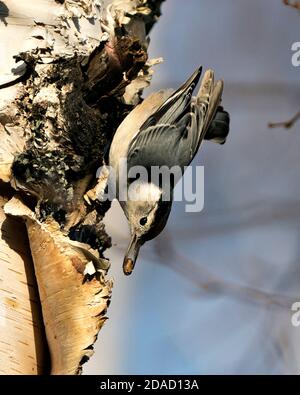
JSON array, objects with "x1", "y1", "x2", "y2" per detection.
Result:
[{"x1": 85, "y1": 0, "x2": 300, "y2": 374}]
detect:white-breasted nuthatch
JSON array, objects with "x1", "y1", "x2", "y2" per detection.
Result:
[{"x1": 109, "y1": 67, "x2": 230, "y2": 275}]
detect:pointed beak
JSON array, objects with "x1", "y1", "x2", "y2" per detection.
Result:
[{"x1": 123, "y1": 233, "x2": 141, "y2": 275}]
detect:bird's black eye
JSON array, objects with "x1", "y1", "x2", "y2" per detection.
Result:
[{"x1": 140, "y1": 217, "x2": 147, "y2": 226}]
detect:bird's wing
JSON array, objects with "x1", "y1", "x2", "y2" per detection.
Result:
[
  {"x1": 187, "y1": 69, "x2": 224, "y2": 160},
  {"x1": 139, "y1": 67, "x2": 202, "y2": 130},
  {"x1": 127, "y1": 69, "x2": 226, "y2": 174},
  {"x1": 127, "y1": 122, "x2": 185, "y2": 168}
]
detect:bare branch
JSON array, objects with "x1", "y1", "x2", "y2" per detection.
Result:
[
  {"x1": 268, "y1": 111, "x2": 300, "y2": 129},
  {"x1": 283, "y1": 0, "x2": 300, "y2": 10}
]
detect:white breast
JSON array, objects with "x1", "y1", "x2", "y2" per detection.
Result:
[{"x1": 128, "y1": 181, "x2": 162, "y2": 203}]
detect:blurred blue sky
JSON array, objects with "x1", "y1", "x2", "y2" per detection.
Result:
[
  {"x1": 85, "y1": 0, "x2": 300, "y2": 375},
  {"x1": 148, "y1": 0, "x2": 299, "y2": 87}
]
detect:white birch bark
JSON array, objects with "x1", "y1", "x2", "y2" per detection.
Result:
[{"x1": 0, "y1": 0, "x2": 164, "y2": 374}]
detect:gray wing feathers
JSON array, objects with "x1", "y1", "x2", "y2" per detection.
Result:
[
  {"x1": 139, "y1": 67, "x2": 202, "y2": 130},
  {"x1": 127, "y1": 68, "x2": 226, "y2": 171},
  {"x1": 188, "y1": 70, "x2": 224, "y2": 161}
]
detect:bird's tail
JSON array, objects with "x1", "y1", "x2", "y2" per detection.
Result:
[{"x1": 205, "y1": 106, "x2": 230, "y2": 144}]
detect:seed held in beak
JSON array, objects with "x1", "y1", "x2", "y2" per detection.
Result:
[
  {"x1": 123, "y1": 258, "x2": 135, "y2": 275},
  {"x1": 123, "y1": 233, "x2": 141, "y2": 275}
]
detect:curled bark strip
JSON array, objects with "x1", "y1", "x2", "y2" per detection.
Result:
[{"x1": 4, "y1": 196, "x2": 112, "y2": 375}]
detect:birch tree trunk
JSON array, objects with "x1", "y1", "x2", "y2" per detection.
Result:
[{"x1": 0, "y1": 0, "x2": 164, "y2": 375}]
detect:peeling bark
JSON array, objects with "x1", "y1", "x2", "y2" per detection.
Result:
[
  {"x1": 5, "y1": 196, "x2": 112, "y2": 375},
  {"x1": 0, "y1": 0, "x2": 164, "y2": 374},
  {"x1": 0, "y1": 189, "x2": 48, "y2": 374}
]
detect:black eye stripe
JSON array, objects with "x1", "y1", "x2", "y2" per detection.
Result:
[{"x1": 140, "y1": 217, "x2": 147, "y2": 226}]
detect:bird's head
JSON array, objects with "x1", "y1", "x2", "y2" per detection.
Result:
[{"x1": 122, "y1": 181, "x2": 172, "y2": 275}]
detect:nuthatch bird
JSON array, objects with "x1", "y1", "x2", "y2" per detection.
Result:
[{"x1": 109, "y1": 67, "x2": 230, "y2": 275}]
